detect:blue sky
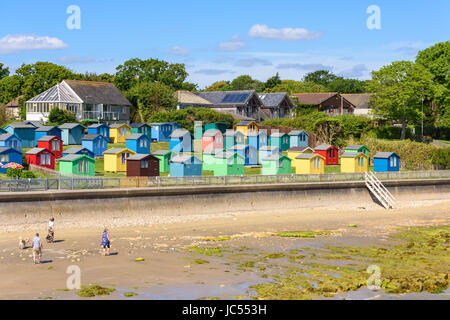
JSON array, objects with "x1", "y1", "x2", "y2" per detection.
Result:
[{"x1": 0, "y1": 0, "x2": 448, "y2": 88}]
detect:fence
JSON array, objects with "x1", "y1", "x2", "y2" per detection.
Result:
[{"x1": 1, "y1": 170, "x2": 449, "y2": 192}]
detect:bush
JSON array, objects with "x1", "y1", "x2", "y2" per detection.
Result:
[
  {"x1": 21, "y1": 171, "x2": 36, "y2": 179},
  {"x1": 431, "y1": 147, "x2": 450, "y2": 169},
  {"x1": 48, "y1": 108, "x2": 77, "y2": 125},
  {"x1": 371, "y1": 126, "x2": 412, "y2": 140},
  {"x1": 6, "y1": 168, "x2": 35, "y2": 179}
]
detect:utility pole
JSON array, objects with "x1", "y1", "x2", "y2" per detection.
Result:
[{"x1": 421, "y1": 88, "x2": 424, "y2": 142}]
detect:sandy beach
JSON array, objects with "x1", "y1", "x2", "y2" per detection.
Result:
[{"x1": 0, "y1": 191, "x2": 449, "y2": 300}]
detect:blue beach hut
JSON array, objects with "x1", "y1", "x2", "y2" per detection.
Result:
[
  {"x1": 374, "y1": 152, "x2": 400, "y2": 172},
  {"x1": 82, "y1": 134, "x2": 108, "y2": 157},
  {"x1": 88, "y1": 123, "x2": 110, "y2": 141},
  {"x1": 0, "y1": 133, "x2": 22, "y2": 151},
  {"x1": 151, "y1": 123, "x2": 173, "y2": 142},
  {"x1": 4, "y1": 122, "x2": 36, "y2": 148},
  {"x1": 126, "y1": 133, "x2": 151, "y2": 154},
  {"x1": 59, "y1": 123, "x2": 86, "y2": 146},
  {"x1": 169, "y1": 154, "x2": 202, "y2": 177},
  {"x1": 228, "y1": 144, "x2": 258, "y2": 166},
  {"x1": 247, "y1": 130, "x2": 268, "y2": 151},
  {"x1": 34, "y1": 126, "x2": 62, "y2": 144},
  {"x1": 62, "y1": 147, "x2": 95, "y2": 159},
  {"x1": 288, "y1": 130, "x2": 309, "y2": 148},
  {"x1": 0, "y1": 147, "x2": 23, "y2": 174},
  {"x1": 169, "y1": 129, "x2": 193, "y2": 152},
  {"x1": 258, "y1": 146, "x2": 281, "y2": 164},
  {"x1": 130, "y1": 123, "x2": 152, "y2": 140},
  {"x1": 0, "y1": 127, "x2": 6, "y2": 135}
]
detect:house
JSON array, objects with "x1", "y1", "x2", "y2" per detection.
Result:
[
  {"x1": 62, "y1": 147, "x2": 95, "y2": 159},
  {"x1": 291, "y1": 93, "x2": 355, "y2": 116},
  {"x1": 103, "y1": 148, "x2": 136, "y2": 172},
  {"x1": 25, "y1": 80, "x2": 131, "y2": 122},
  {"x1": 87, "y1": 123, "x2": 110, "y2": 141},
  {"x1": 288, "y1": 130, "x2": 309, "y2": 148},
  {"x1": 374, "y1": 152, "x2": 400, "y2": 172},
  {"x1": 5, "y1": 95, "x2": 23, "y2": 118},
  {"x1": 169, "y1": 155, "x2": 202, "y2": 177},
  {"x1": 109, "y1": 123, "x2": 131, "y2": 144},
  {"x1": 37, "y1": 135, "x2": 63, "y2": 159},
  {"x1": 58, "y1": 154, "x2": 96, "y2": 176},
  {"x1": 169, "y1": 129, "x2": 193, "y2": 152},
  {"x1": 153, "y1": 150, "x2": 171, "y2": 173},
  {"x1": 270, "y1": 132, "x2": 290, "y2": 151},
  {"x1": 130, "y1": 123, "x2": 152, "y2": 140},
  {"x1": 258, "y1": 146, "x2": 281, "y2": 164},
  {"x1": 342, "y1": 94, "x2": 372, "y2": 118},
  {"x1": 287, "y1": 147, "x2": 314, "y2": 162},
  {"x1": 235, "y1": 120, "x2": 259, "y2": 136},
  {"x1": 126, "y1": 154, "x2": 160, "y2": 177},
  {"x1": 293, "y1": 153, "x2": 325, "y2": 174},
  {"x1": 204, "y1": 122, "x2": 228, "y2": 134},
  {"x1": 175, "y1": 90, "x2": 214, "y2": 109},
  {"x1": 258, "y1": 93, "x2": 295, "y2": 119},
  {"x1": 59, "y1": 123, "x2": 86, "y2": 146},
  {"x1": 340, "y1": 152, "x2": 368, "y2": 173},
  {"x1": 202, "y1": 129, "x2": 224, "y2": 151},
  {"x1": 0, "y1": 133, "x2": 22, "y2": 151},
  {"x1": 82, "y1": 134, "x2": 108, "y2": 157},
  {"x1": 151, "y1": 123, "x2": 173, "y2": 142},
  {"x1": 0, "y1": 147, "x2": 23, "y2": 174},
  {"x1": 247, "y1": 130, "x2": 268, "y2": 151},
  {"x1": 228, "y1": 144, "x2": 257, "y2": 166},
  {"x1": 34, "y1": 125, "x2": 62, "y2": 143},
  {"x1": 210, "y1": 151, "x2": 244, "y2": 176},
  {"x1": 262, "y1": 154, "x2": 292, "y2": 175},
  {"x1": 126, "y1": 133, "x2": 151, "y2": 154},
  {"x1": 4, "y1": 122, "x2": 36, "y2": 148},
  {"x1": 193, "y1": 90, "x2": 264, "y2": 121},
  {"x1": 25, "y1": 148, "x2": 55, "y2": 170},
  {"x1": 314, "y1": 144, "x2": 339, "y2": 166}
]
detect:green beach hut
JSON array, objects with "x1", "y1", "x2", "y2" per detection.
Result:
[
  {"x1": 202, "y1": 148, "x2": 217, "y2": 171},
  {"x1": 270, "y1": 132, "x2": 290, "y2": 151},
  {"x1": 211, "y1": 151, "x2": 244, "y2": 176},
  {"x1": 58, "y1": 154, "x2": 96, "y2": 176},
  {"x1": 344, "y1": 144, "x2": 370, "y2": 157},
  {"x1": 262, "y1": 154, "x2": 292, "y2": 175},
  {"x1": 204, "y1": 122, "x2": 228, "y2": 134},
  {"x1": 153, "y1": 149, "x2": 171, "y2": 173}
]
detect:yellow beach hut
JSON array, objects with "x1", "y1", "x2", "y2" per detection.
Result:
[
  {"x1": 103, "y1": 147, "x2": 136, "y2": 172},
  {"x1": 287, "y1": 146, "x2": 314, "y2": 162},
  {"x1": 235, "y1": 120, "x2": 259, "y2": 136},
  {"x1": 294, "y1": 153, "x2": 325, "y2": 174},
  {"x1": 109, "y1": 123, "x2": 131, "y2": 143},
  {"x1": 340, "y1": 152, "x2": 368, "y2": 173}
]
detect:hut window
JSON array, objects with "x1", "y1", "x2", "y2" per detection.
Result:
[
  {"x1": 390, "y1": 157, "x2": 394, "y2": 167},
  {"x1": 361, "y1": 157, "x2": 364, "y2": 166},
  {"x1": 317, "y1": 158, "x2": 320, "y2": 168},
  {"x1": 84, "y1": 160, "x2": 89, "y2": 173},
  {"x1": 0, "y1": 154, "x2": 9, "y2": 162},
  {"x1": 358, "y1": 157, "x2": 361, "y2": 166},
  {"x1": 46, "y1": 154, "x2": 51, "y2": 165},
  {"x1": 140, "y1": 160, "x2": 148, "y2": 169},
  {"x1": 79, "y1": 160, "x2": 83, "y2": 173},
  {"x1": 122, "y1": 153, "x2": 126, "y2": 164}
]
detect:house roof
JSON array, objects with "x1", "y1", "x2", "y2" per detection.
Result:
[
  {"x1": 88, "y1": 123, "x2": 109, "y2": 128},
  {"x1": 290, "y1": 92, "x2": 338, "y2": 105},
  {"x1": 0, "y1": 133, "x2": 20, "y2": 141},
  {"x1": 59, "y1": 123, "x2": 85, "y2": 130},
  {"x1": 6, "y1": 122, "x2": 35, "y2": 129},
  {"x1": 38, "y1": 135, "x2": 60, "y2": 142},
  {"x1": 374, "y1": 152, "x2": 398, "y2": 159},
  {"x1": 126, "y1": 133, "x2": 146, "y2": 140},
  {"x1": 288, "y1": 147, "x2": 313, "y2": 152},
  {"x1": 193, "y1": 90, "x2": 258, "y2": 106},
  {"x1": 170, "y1": 129, "x2": 191, "y2": 138},
  {"x1": 26, "y1": 148, "x2": 51, "y2": 155},
  {"x1": 63, "y1": 80, "x2": 131, "y2": 106},
  {"x1": 341, "y1": 94, "x2": 371, "y2": 109},
  {"x1": 176, "y1": 90, "x2": 213, "y2": 105},
  {"x1": 296, "y1": 153, "x2": 323, "y2": 160},
  {"x1": 170, "y1": 154, "x2": 201, "y2": 164},
  {"x1": 59, "y1": 154, "x2": 93, "y2": 162},
  {"x1": 152, "y1": 149, "x2": 171, "y2": 156},
  {"x1": 64, "y1": 147, "x2": 92, "y2": 154},
  {"x1": 82, "y1": 134, "x2": 103, "y2": 141},
  {"x1": 258, "y1": 93, "x2": 295, "y2": 109},
  {"x1": 127, "y1": 153, "x2": 159, "y2": 161},
  {"x1": 314, "y1": 144, "x2": 334, "y2": 151},
  {"x1": 103, "y1": 148, "x2": 133, "y2": 155},
  {"x1": 341, "y1": 152, "x2": 367, "y2": 158},
  {"x1": 35, "y1": 125, "x2": 61, "y2": 132},
  {"x1": 5, "y1": 95, "x2": 23, "y2": 107},
  {"x1": 27, "y1": 83, "x2": 82, "y2": 104},
  {"x1": 203, "y1": 129, "x2": 221, "y2": 137},
  {"x1": 288, "y1": 130, "x2": 308, "y2": 136}
]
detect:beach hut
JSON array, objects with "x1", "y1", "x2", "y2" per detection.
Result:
[
  {"x1": 293, "y1": 153, "x2": 325, "y2": 175},
  {"x1": 340, "y1": 152, "x2": 368, "y2": 173},
  {"x1": 126, "y1": 133, "x2": 151, "y2": 154},
  {"x1": 169, "y1": 154, "x2": 202, "y2": 177},
  {"x1": 0, "y1": 127, "x2": 6, "y2": 135},
  {"x1": 374, "y1": 152, "x2": 400, "y2": 172},
  {"x1": 247, "y1": 130, "x2": 268, "y2": 151},
  {"x1": 25, "y1": 148, "x2": 55, "y2": 170},
  {"x1": 62, "y1": 147, "x2": 94, "y2": 159},
  {"x1": 258, "y1": 145, "x2": 281, "y2": 164},
  {"x1": 270, "y1": 132, "x2": 290, "y2": 151},
  {"x1": 126, "y1": 154, "x2": 160, "y2": 177},
  {"x1": 0, "y1": 147, "x2": 23, "y2": 174},
  {"x1": 287, "y1": 147, "x2": 314, "y2": 162},
  {"x1": 202, "y1": 149, "x2": 219, "y2": 171},
  {"x1": 34, "y1": 126, "x2": 62, "y2": 143},
  {"x1": 109, "y1": 123, "x2": 131, "y2": 144},
  {"x1": 82, "y1": 134, "x2": 108, "y2": 157},
  {"x1": 37, "y1": 135, "x2": 63, "y2": 159},
  {"x1": 171, "y1": 122, "x2": 181, "y2": 130},
  {"x1": 228, "y1": 144, "x2": 257, "y2": 166},
  {"x1": 130, "y1": 123, "x2": 152, "y2": 140},
  {"x1": 151, "y1": 123, "x2": 173, "y2": 142},
  {"x1": 59, "y1": 123, "x2": 85, "y2": 146},
  {"x1": 314, "y1": 144, "x2": 339, "y2": 166},
  {"x1": 288, "y1": 130, "x2": 309, "y2": 148},
  {"x1": 4, "y1": 122, "x2": 35, "y2": 148},
  {"x1": 235, "y1": 120, "x2": 259, "y2": 136},
  {"x1": 202, "y1": 129, "x2": 224, "y2": 151},
  {"x1": 0, "y1": 133, "x2": 22, "y2": 151},
  {"x1": 224, "y1": 130, "x2": 237, "y2": 149},
  {"x1": 204, "y1": 122, "x2": 228, "y2": 134},
  {"x1": 153, "y1": 150, "x2": 171, "y2": 173},
  {"x1": 210, "y1": 151, "x2": 244, "y2": 176},
  {"x1": 262, "y1": 154, "x2": 292, "y2": 175},
  {"x1": 235, "y1": 130, "x2": 246, "y2": 145},
  {"x1": 103, "y1": 148, "x2": 136, "y2": 172},
  {"x1": 87, "y1": 123, "x2": 110, "y2": 141},
  {"x1": 58, "y1": 154, "x2": 96, "y2": 176},
  {"x1": 194, "y1": 123, "x2": 204, "y2": 140},
  {"x1": 169, "y1": 129, "x2": 193, "y2": 152}
]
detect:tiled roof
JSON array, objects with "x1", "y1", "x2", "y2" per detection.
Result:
[
  {"x1": 59, "y1": 123, "x2": 85, "y2": 129},
  {"x1": 63, "y1": 80, "x2": 131, "y2": 106},
  {"x1": 374, "y1": 152, "x2": 397, "y2": 159},
  {"x1": 291, "y1": 92, "x2": 338, "y2": 105},
  {"x1": 38, "y1": 135, "x2": 59, "y2": 142},
  {"x1": 258, "y1": 93, "x2": 294, "y2": 108}
]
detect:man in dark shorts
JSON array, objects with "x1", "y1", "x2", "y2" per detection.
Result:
[
  {"x1": 32, "y1": 233, "x2": 43, "y2": 264},
  {"x1": 101, "y1": 228, "x2": 111, "y2": 256}
]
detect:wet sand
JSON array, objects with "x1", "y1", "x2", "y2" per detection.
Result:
[{"x1": 0, "y1": 191, "x2": 449, "y2": 300}]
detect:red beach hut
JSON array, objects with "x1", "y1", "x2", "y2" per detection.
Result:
[
  {"x1": 37, "y1": 135, "x2": 63, "y2": 159},
  {"x1": 25, "y1": 148, "x2": 56, "y2": 170},
  {"x1": 202, "y1": 129, "x2": 224, "y2": 151},
  {"x1": 314, "y1": 144, "x2": 339, "y2": 165}
]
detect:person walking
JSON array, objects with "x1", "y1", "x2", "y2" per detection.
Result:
[
  {"x1": 32, "y1": 233, "x2": 43, "y2": 264},
  {"x1": 46, "y1": 218, "x2": 55, "y2": 243},
  {"x1": 101, "y1": 228, "x2": 111, "y2": 256}
]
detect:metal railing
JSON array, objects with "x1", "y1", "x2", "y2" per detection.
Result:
[{"x1": 81, "y1": 111, "x2": 128, "y2": 121}]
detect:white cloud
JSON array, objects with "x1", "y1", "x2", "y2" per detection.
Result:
[
  {"x1": 194, "y1": 69, "x2": 234, "y2": 75},
  {"x1": 248, "y1": 24, "x2": 322, "y2": 41},
  {"x1": 337, "y1": 64, "x2": 368, "y2": 78},
  {"x1": 217, "y1": 35, "x2": 247, "y2": 52},
  {"x1": 166, "y1": 46, "x2": 190, "y2": 56},
  {"x1": 0, "y1": 34, "x2": 68, "y2": 54},
  {"x1": 277, "y1": 63, "x2": 332, "y2": 71},
  {"x1": 234, "y1": 58, "x2": 272, "y2": 67}
]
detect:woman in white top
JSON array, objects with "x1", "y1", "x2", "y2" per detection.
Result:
[{"x1": 46, "y1": 218, "x2": 55, "y2": 243}]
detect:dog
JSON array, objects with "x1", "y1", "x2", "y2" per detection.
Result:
[{"x1": 19, "y1": 237, "x2": 30, "y2": 249}]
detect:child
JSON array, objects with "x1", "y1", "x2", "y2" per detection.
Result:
[
  {"x1": 46, "y1": 218, "x2": 55, "y2": 243},
  {"x1": 32, "y1": 233, "x2": 43, "y2": 264},
  {"x1": 101, "y1": 228, "x2": 111, "y2": 256}
]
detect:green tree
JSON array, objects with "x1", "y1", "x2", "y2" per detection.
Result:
[
  {"x1": 265, "y1": 80, "x2": 326, "y2": 95},
  {"x1": 0, "y1": 63, "x2": 9, "y2": 80},
  {"x1": 0, "y1": 103, "x2": 9, "y2": 126},
  {"x1": 303, "y1": 70, "x2": 338, "y2": 87},
  {"x1": 264, "y1": 72, "x2": 282, "y2": 90},
  {"x1": 327, "y1": 78, "x2": 367, "y2": 93},
  {"x1": 80, "y1": 72, "x2": 115, "y2": 83},
  {"x1": 368, "y1": 61, "x2": 436, "y2": 139},
  {"x1": 0, "y1": 75, "x2": 24, "y2": 104},
  {"x1": 228, "y1": 75, "x2": 265, "y2": 91},
  {"x1": 48, "y1": 108, "x2": 77, "y2": 125},
  {"x1": 203, "y1": 81, "x2": 231, "y2": 91}
]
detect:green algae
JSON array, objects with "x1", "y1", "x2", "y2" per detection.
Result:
[
  {"x1": 275, "y1": 230, "x2": 337, "y2": 238},
  {"x1": 192, "y1": 258, "x2": 209, "y2": 265},
  {"x1": 124, "y1": 292, "x2": 138, "y2": 298},
  {"x1": 77, "y1": 284, "x2": 115, "y2": 298},
  {"x1": 185, "y1": 245, "x2": 232, "y2": 257},
  {"x1": 203, "y1": 236, "x2": 232, "y2": 242}
]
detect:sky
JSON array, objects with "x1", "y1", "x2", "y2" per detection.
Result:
[{"x1": 0, "y1": 0, "x2": 449, "y2": 88}]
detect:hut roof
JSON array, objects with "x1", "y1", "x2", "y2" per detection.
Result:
[
  {"x1": 59, "y1": 123, "x2": 85, "y2": 130},
  {"x1": 346, "y1": 145, "x2": 366, "y2": 150},
  {"x1": 59, "y1": 154, "x2": 93, "y2": 162},
  {"x1": 170, "y1": 129, "x2": 190, "y2": 139},
  {"x1": 109, "y1": 123, "x2": 130, "y2": 128},
  {"x1": 7, "y1": 122, "x2": 35, "y2": 129},
  {"x1": 88, "y1": 123, "x2": 109, "y2": 128},
  {"x1": 126, "y1": 133, "x2": 145, "y2": 140},
  {"x1": 152, "y1": 149, "x2": 171, "y2": 156},
  {"x1": 38, "y1": 135, "x2": 60, "y2": 142},
  {"x1": 341, "y1": 152, "x2": 366, "y2": 158},
  {"x1": 260, "y1": 146, "x2": 280, "y2": 152},
  {"x1": 288, "y1": 130, "x2": 308, "y2": 136},
  {"x1": 203, "y1": 129, "x2": 221, "y2": 137},
  {"x1": 296, "y1": 153, "x2": 323, "y2": 160},
  {"x1": 0, "y1": 133, "x2": 19, "y2": 141},
  {"x1": 288, "y1": 147, "x2": 313, "y2": 152},
  {"x1": 127, "y1": 153, "x2": 159, "y2": 161},
  {"x1": 26, "y1": 148, "x2": 50, "y2": 155},
  {"x1": 0, "y1": 147, "x2": 21, "y2": 154},
  {"x1": 214, "y1": 151, "x2": 242, "y2": 159},
  {"x1": 34, "y1": 126, "x2": 61, "y2": 132},
  {"x1": 170, "y1": 154, "x2": 201, "y2": 164},
  {"x1": 103, "y1": 148, "x2": 132, "y2": 155},
  {"x1": 374, "y1": 152, "x2": 398, "y2": 159},
  {"x1": 82, "y1": 134, "x2": 102, "y2": 141},
  {"x1": 263, "y1": 154, "x2": 290, "y2": 161},
  {"x1": 271, "y1": 132, "x2": 287, "y2": 138},
  {"x1": 64, "y1": 147, "x2": 93, "y2": 155},
  {"x1": 314, "y1": 144, "x2": 334, "y2": 151}
]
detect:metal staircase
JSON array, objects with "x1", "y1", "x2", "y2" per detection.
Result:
[{"x1": 364, "y1": 171, "x2": 396, "y2": 209}]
